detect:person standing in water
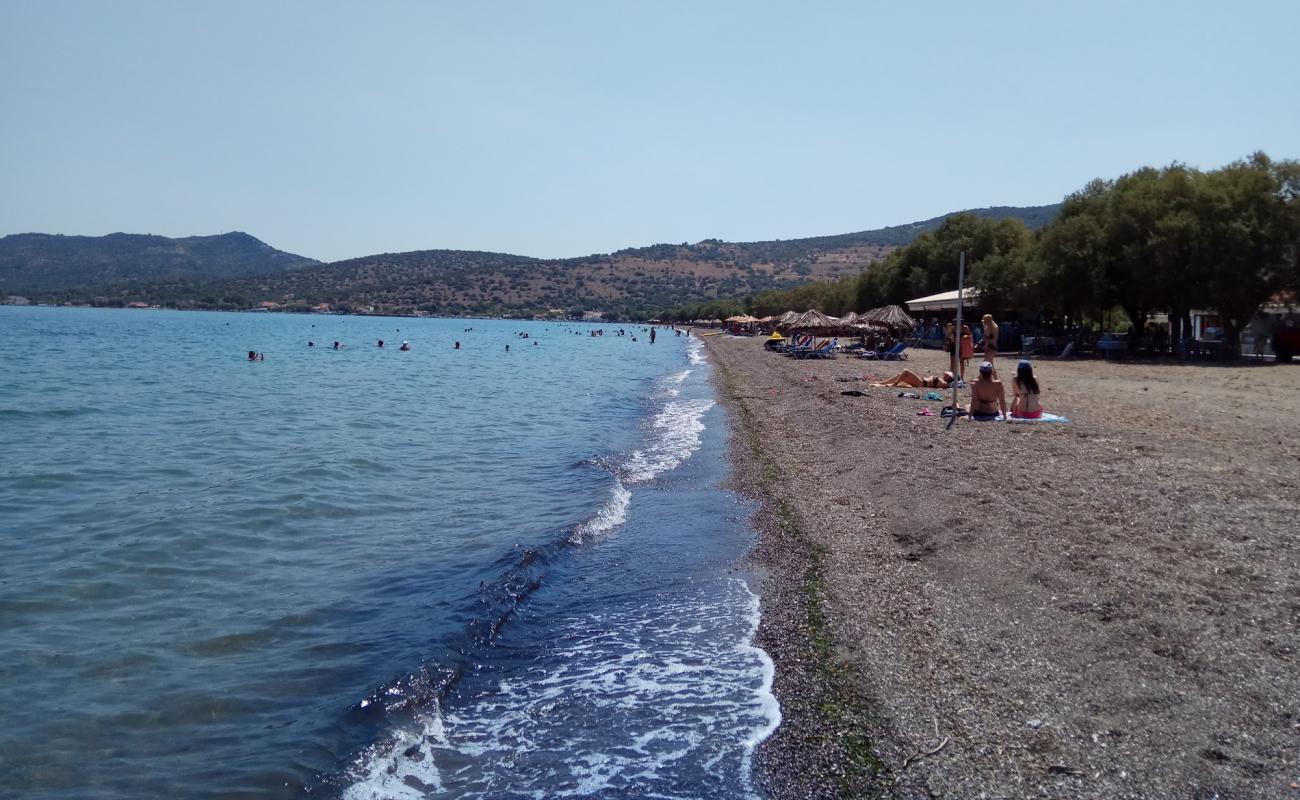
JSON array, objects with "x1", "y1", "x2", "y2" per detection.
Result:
[{"x1": 650, "y1": 327, "x2": 656, "y2": 344}]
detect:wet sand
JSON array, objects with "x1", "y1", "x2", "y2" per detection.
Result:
[{"x1": 705, "y1": 335, "x2": 1300, "y2": 799}]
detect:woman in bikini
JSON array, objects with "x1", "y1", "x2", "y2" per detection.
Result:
[
  {"x1": 879, "y1": 369, "x2": 954, "y2": 389},
  {"x1": 1010, "y1": 359, "x2": 1044, "y2": 419},
  {"x1": 982, "y1": 314, "x2": 999, "y2": 363},
  {"x1": 966, "y1": 361, "x2": 1007, "y2": 418}
]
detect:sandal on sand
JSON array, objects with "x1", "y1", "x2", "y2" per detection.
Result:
[{"x1": 917, "y1": 407, "x2": 935, "y2": 416}]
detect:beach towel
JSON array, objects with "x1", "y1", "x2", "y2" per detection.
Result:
[
  {"x1": 1006, "y1": 412, "x2": 1071, "y2": 424},
  {"x1": 966, "y1": 412, "x2": 1072, "y2": 423},
  {"x1": 924, "y1": 391, "x2": 943, "y2": 401}
]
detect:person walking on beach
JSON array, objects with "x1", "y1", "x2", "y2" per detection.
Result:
[{"x1": 982, "y1": 314, "x2": 999, "y2": 363}]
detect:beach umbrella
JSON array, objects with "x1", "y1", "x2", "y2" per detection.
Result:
[
  {"x1": 863, "y1": 305, "x2": 917, "y2": 331},
  {"x1": 778, "y1": 311, "x2": 800, "y2": 325},
  {"x1": 790, "y1": 309, "x2": 841, "y2": 330},
  {"x1": 838, "y1": 311, "x2": 860, "y2": 325},
  {"x1": 725, "y1": 315, "x2": 746, "y2": 322}
]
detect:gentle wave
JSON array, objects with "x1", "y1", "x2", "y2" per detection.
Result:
[
  {"x1": 622, "y1": 398, "x2": 715, "y2": 483},
  {"x1": 570, "y1": 479, "x2": 631, "y2": 543},
  {"x1": 687, "y1": 338, "x2": 707, "y2": 365},
  {"x1": 342, "y1": 580, "x2": 777, "y2": 799}
]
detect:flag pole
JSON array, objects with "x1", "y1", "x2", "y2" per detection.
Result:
[{"x1": 952, "y1": 251, "x2": 966, "y2": 416}]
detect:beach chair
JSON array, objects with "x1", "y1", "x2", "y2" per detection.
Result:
[
  {"x1": 784, "y1": 333, "x2": 814, "y2": 357},
  {"x1": 857, "y1": 342, "x2": 907, "y2": 361},
  {"x1": 794, "y1": 338, "x2": 836, "y2": 359}
]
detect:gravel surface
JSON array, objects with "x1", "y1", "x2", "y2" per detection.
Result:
[{"x1": 704, "y1": 335, "x2": 1300, "y2": 800}]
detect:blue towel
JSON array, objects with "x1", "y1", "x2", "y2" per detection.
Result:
[
  {"x1": 968, "y1": 412, "x2": 1071, "y2": 423},
  {"x1": 1006, "y1": 412, "x2": 1071, "y2": 424}
]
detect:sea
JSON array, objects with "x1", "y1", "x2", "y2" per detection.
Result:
[{"x1": 0, "y1": 307, "x2": 779, "y2": 800}]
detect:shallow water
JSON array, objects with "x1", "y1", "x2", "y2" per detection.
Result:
[{"x1": 0, "y1": 307, "x2": 777, "y2": 799}]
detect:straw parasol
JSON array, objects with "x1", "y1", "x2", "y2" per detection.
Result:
[
  {"x1": 838, "y1": 311, "x2": 860, "y2": 326},
  {"x1": 788, "y1": 309, "x2": 841, "y2": 331},
  {"x1": 778, "y1": 310, "x2": 800, "y2": 325},
  {"x1": 862, "y1": 304, "x2": 917, "y2": 331}
]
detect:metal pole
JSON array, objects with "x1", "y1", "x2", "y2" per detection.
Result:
[{"x1": 953, "y1": 251, "x2": 966, "y2": 416}]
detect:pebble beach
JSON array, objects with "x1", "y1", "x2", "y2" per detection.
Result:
[{"x1": 704, "y1": 334, "x2": 1300, "y2": 799}]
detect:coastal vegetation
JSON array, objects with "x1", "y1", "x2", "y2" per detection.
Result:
[
  {"x1": 670, "y1": 153, "x2": 1300, "y2": 349},
  {"x1": 2, "y1": 207, "x2": 1055, "y2": 320}
]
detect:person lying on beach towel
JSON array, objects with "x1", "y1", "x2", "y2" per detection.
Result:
[
  {"x1": 877, "y1": 369, "x2": 954, "y2": 389},
  {"x1": 967, "y1": 361, "x2": 1007, "y2": 419},
  {"x1": 1010, "y1": 359, "x2": 1044, "y2": 419}
]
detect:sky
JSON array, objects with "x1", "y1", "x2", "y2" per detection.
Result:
[{"x1": 2, "y1": 1, "x2": 1297, "y2": 263}]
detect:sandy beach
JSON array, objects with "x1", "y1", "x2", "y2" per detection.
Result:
[{"x1": 704, "y1": 335, "x2": 1300, "y2": 799}]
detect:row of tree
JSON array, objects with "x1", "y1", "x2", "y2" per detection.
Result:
[{"x1": 660, "y1": 153, "x2": 1300, "y2": 347}]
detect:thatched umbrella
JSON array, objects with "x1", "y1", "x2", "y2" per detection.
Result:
[
  {"x1": 863, "y1": 304, "x2": 917, "y2": 331},
  {"x1": 838, "y1": 311, "x2": 860, "y2": 326},
  {"x1": 790, "y1": 309, "x2": 840, "y2": 330},
  {"x1": 778, "y1": 310, "x2": 800, "y2": 325}
]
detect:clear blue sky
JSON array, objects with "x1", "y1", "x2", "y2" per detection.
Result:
[{"x1": 2, "y1": 1, "x2": 1297, "y2": 263}]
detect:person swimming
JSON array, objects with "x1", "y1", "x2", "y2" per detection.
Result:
[
  {"x1": 308, "y1": 340, "x2": 315, "y2": 347},
  {"x1": 333, "y1": 341, "x2": 341, "y2": 350},
  {"x1": 247, "y1": 351, "x2": 258, "y2": 361},
  {"x1": 378, "y1": 339, "x2": 384, "y2": 348},
  {"x1": 399, "y1": 341, "x2": 410, "y2": 351}
]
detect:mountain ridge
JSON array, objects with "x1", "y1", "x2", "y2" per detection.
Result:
[
  {"x1": 0, "y1": 231, "x2": 319, "y2": 293},
  {"x1": 3, "y1": 204, "x2": 1059, "y2": 316}
]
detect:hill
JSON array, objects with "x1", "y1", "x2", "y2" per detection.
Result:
[
  {"x1": 6, "y1": 204, "x2": 1058, "y2": 316},
  {"x1": 0, "y1": 231, "x2": 318, "y2": 294}
]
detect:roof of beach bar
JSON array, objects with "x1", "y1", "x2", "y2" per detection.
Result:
[{"x1": 904, "y1": 289, "x2": 981, "y2": 312}]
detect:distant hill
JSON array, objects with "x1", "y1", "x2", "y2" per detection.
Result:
[
  {"x1": 0, "y1": 231, "x2": 318, "y2": 293},
  {"x1": 7, "y1": 204, "x2": 1058, "y2": 316}
]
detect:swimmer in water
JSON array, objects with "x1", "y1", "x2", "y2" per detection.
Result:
[
  {"x1": 454, "y1": 341, "x2": 460, "y2": 349},
  {"x1": 378, "y1": 340, "x2": 384, "y2": 348},
  {"x1": 308, "y1": 340, "x2": 315, "y2": 347},
  {"x1": 333, "y1": 341, "x2": 341, "y2": 350},
  {"x1": 505, "y1": 344, "x2": 510, "y2": 351},
  {"x1": 399, "y1": 341, "x2": 410, "y2": 351},
  {"x1": 248, "y1": 351, "x2": 257, "y2": 361}
]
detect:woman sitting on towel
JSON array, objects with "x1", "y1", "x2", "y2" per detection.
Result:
[
  {"x1": 1010, "y1": 359, "x2": 1044, "y2": 419},
  {"x1": 967, "y1": 361, "x2": 1007, "y2": 418},
  {"x1": 879, "y1": 369, "x2": 954, "y2": 389}
]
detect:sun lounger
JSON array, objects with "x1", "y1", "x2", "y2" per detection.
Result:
[
  {"x1": 792, "y1": 338, "x2": 836, "y2": 359},
  {"x1": 857, "y1": 342, "x2": 907, "y2": 361}
]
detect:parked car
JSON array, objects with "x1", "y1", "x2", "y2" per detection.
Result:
[{"x1": 1273, "y1": 319, "x2": 1300, "y2": 362}]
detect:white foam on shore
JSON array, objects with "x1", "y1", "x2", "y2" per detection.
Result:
[
  {"x1": 736, "y1": 581, "x2": 782, "y2": 795},
  {"x1": 657, "y1": 368, "x2": 693, "y2": 398},
  {"x1": 342, "y1": 707, "x2": 446, "y2": 800},
  {"x1": 687, "y1": 339, "x2": 707, "y2": 365},
  {"x1": 345, "y1": 578, "x2": 778, "y2": 798},
  {"x1": 622, "y1": 398, "x2": 714, "y2": 484}
]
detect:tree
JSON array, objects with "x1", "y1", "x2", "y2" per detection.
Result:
[{"x1": 1195, "y1": 153, "x2": 1300, "y2": 347}]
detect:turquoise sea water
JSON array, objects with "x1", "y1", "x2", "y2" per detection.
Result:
[{"x1": 0, "y1": 307, "x2": 777, "y2": 799}]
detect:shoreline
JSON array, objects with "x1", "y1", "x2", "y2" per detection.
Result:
[
  {"x1": 710, "y1": 340, "x2": 897, "y2": 799},
  {"x1": 704, "y1": 333, "x2": 1300, "y2": 799}
]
